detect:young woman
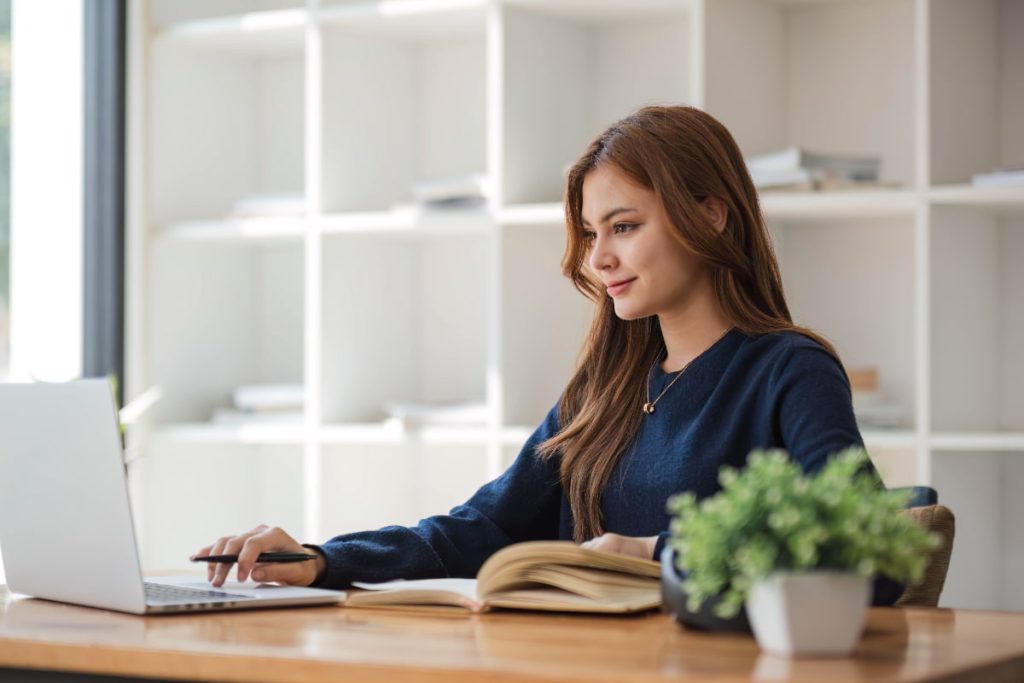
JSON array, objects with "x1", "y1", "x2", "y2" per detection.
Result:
[{"x1": 198, "y1": 105, "x2": 899, "y2": 604}]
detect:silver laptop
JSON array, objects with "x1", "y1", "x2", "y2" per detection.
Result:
[{"x1": 0, "y1": 379, "x2": 345, "y2": 614}]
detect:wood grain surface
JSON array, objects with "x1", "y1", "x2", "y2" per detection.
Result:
[{"x1": 2, "y1": 587, "x2": 1024, "y2": 682}]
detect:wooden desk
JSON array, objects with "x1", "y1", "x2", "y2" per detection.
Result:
[{"x1": 2, "y1": 587, "x2": 1024, "y2": 683}]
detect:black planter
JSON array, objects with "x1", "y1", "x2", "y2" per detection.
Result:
[{"x1": 660, "y1": 547, "x2": 752, "y2": 633}]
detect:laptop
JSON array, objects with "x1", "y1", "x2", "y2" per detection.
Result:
[{"x1": 0, "y1": 379, "x2": 345, "y2": 614}]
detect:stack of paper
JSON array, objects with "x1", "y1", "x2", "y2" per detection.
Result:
[
  {"x1": 746, "y1": 147, "x2": 882, "y2": 190},
  {"x1": 211, "y1": 383, "x2": 304, "y2": 425},
  {"x1": 846, "y1": 367, "x2": 903, "y2": 429},
  {"x1": 971, "y1": 167, "x2": 1024, "y2": 188},
  {"x1": 412, "y1": 174, "x2": 493, "y2": 209}
]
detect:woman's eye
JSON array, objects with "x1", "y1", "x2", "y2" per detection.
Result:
[
  {"x1": 614, "y1": 222, "x2": 639, "y2": 234},
  {"x1": 582, "y1": 231, "x2": 596, "y2": 241}
]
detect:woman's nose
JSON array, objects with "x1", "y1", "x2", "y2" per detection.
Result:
[{"x1": 588, "y1": 235, "x2": 617, "y2": 272}]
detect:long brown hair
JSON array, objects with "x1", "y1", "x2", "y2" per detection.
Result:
[{"x1": 538, "y1": 105, "x2": 840, "y2": 542}]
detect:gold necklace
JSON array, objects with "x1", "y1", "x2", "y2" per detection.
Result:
[{"x1": 643, "y1": 327, "x2": 734, "y2": 415}]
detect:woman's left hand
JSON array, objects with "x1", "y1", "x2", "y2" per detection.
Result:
[{"x1": 580, "y1": 533, "x2": 659, "y2": 560}]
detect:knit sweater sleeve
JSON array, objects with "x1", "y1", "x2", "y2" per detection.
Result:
[
  {"x1": 771, "y1": 340, "x2": 904, "y2": 606},
  {"x1": 772, "y1": 341, "x2": 865, "y2": 473},
  {"x1": 307, "y1": 404, "x2": 564, "y2": 589}
]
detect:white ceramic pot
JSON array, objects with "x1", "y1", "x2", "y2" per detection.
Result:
[{"x1": 746, "y1": 572, "x2": 870, "y2": 657}]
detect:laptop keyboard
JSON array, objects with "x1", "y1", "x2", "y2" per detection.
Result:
[{"x1": 144, "y1": 582, "x2": 254, "y2": 605}]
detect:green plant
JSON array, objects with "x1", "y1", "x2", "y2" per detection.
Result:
[{"x1": 666, "y1": 448, "x2": 940, "y2": 618}]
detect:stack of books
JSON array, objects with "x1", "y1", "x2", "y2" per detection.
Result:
[
  {"x1": 411, "y1": 174, "x2": 492, "y2": 209},
  {"x1": 846, "y1": 368, "x2": 903, "y2": 429},
  {"x1": 971, "y1": 166, "x2": 1024, "y2": 188},
  {"x1": 211, "y1": 383, "x2": 304, "y2": 425},
  {"x1": 746, "y1": 147, "x2": 882, "y2": 191}
]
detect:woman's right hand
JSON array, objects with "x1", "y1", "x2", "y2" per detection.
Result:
[{"x1": 192, "y1": 524, "x2": 326, "y2": 588}]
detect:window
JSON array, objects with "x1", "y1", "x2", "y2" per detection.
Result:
[{"x1": 0, "y1": 0, "x2": 10, "y2": 382}]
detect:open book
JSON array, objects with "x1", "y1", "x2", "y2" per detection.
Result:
[{"x1": 344, "y1": 541, "x2": 662, "y2": 614}]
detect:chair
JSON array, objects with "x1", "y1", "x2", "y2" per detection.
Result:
[{"x1": 890, "y1": 486, "x2": 956, "y2": 608}]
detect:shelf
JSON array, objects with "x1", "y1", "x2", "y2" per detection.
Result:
[
  {"x1": 500, "y1": 426, "x2": 535, "y2": 446},
  {"x1": 498, "y1": 203, "x2": 565, "y2": 226},
  {"x1": 156, "y1": 9, "x2": 307, "y2": 56},
  {"x1": 502, "y1": 0, "x2": 690, "y2": 23},
  {"x1": 759, "y1": 189, "x2": 917, "y2": 222},
  {"x1": 499, "y1": 429, "x2": 919, "y2": 453},
  {"x1": 154, "y1": 422, "x2": 306, "y2": 445},
  {"x1": 150, "y1": 426, "x2": 1024, "y2": 456},
  {"x1": 320, "y1": 422, "x2": 406, "y2": 444},
  {"x1": 862, "y1": 429, "x2": 919, "y2": 451},
  {"x1": 318, "y1": 207, "x2": 493, "y2": 237},
  {"x1": 321, "y1": 421, "x2": 497, "y2": 445},
  {"x1": 929, "y1": 184, "x2": 1024, "y2": 211},
  {"x1": 157, "y1": 219, "x2": 307, "y2": 243},
  {"x1": 498, "y1": 192, "x2": 921, "y2": 226},
  {"x1": 930, "y1": 433, "x2": 1024, "y2": 452},
  {"x1": 318, "y1": 0, "x2": 487, "y2": 40}
]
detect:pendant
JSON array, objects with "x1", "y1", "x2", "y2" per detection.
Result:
[{"x1": 643, "y1": 402, "x2": 656, "y2": 415}]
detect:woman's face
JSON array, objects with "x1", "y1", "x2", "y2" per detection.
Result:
[{"x1": 581, "y1": 164, "x2": 708, "y2": 321}]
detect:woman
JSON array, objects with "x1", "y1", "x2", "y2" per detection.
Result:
[{"x1": 198, "y1": 105, "x2": 898, "y2": 604}]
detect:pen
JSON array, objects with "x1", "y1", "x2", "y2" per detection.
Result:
[{"x1": 190, "y1": 551, "x2": 318, "y2": 564}]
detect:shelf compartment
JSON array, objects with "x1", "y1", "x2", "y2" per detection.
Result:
[
  {"x1": 772, "y1": 217, "x2": 918, "y2": 431},
  {"x1": 320, "y1": 233, "x2": 489, "y2": 424},
  {"x1": 931, "y1": 207, "x2": 1024, "y2": 432},
  {"x1": 930, "y1": 0, "x2": 1023, "y2": 186},
  {"x1": 148, "y1": 240, "x2": 305, "y2": 425},
  {"x1": 320, "y1": 442, "x2": 490, "y2": 534},
  {"x1": 704, "y1": 0, "x2": 916, "y2": 189},
  {"x1": 501, "y1": 2, "x2": 692, "y2": 205},
  {"x1": 150, "y1": 25, "x2": 305, "y2": 224},
  {"x1": 500, "y1": 226, "x2": 591, "y2": 427},
  {"x1": 134, "y1": 441, "x2": 304, "y2": 571},
  {"x1": 931, "y1": 450, "x2": 1023, "y2": 610},
  {"x1": 320, "y1": 7, "x2": 487, "y2": 213}
]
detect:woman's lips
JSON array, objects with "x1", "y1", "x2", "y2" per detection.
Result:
[{"x1": 607, "y1": 278, "x2": 636, "y2": 297}]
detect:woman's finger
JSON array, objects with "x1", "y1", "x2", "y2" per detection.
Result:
[
  {"x1": 207, "y1": 536, "x2": 232, "y2": 583},
  {"x1": 249, "y1": 559, "x2": 315, "y2": 587},
  {"x1": 236, "y1": 527, "x2": 298, "y2": 583}
]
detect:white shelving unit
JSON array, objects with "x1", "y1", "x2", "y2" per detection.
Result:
[{"x1": 127, "y1": 0, "x2": 1024, "y2": 610}]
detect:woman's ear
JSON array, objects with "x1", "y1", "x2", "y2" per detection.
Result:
[{"x1": 701, "y1": 197, "x2": 728, "y2": 234}]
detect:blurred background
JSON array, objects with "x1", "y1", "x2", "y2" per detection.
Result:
[{"x1": 0, "y1": 0, "x2": 1022, "y2": 611}]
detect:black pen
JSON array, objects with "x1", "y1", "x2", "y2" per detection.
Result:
[{"x1": 190, "y1": 551, "x2": 318, "y2": 564}]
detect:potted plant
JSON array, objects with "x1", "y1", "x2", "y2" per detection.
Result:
[{"x1": 665, "y1": 448, "x2": 939, "y2": 657}]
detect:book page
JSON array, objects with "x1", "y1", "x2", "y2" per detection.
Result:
[
  {"x1": 347, "y1": 578, "x2": 483, "y2": 612},
  {"x1": 477, "y1": 541, "x2": 659, "y2": 596}
]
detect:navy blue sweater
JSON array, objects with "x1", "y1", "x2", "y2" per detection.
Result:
[{"x1": 312, "y1": 329, "x2": 902, "y2": 604}]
